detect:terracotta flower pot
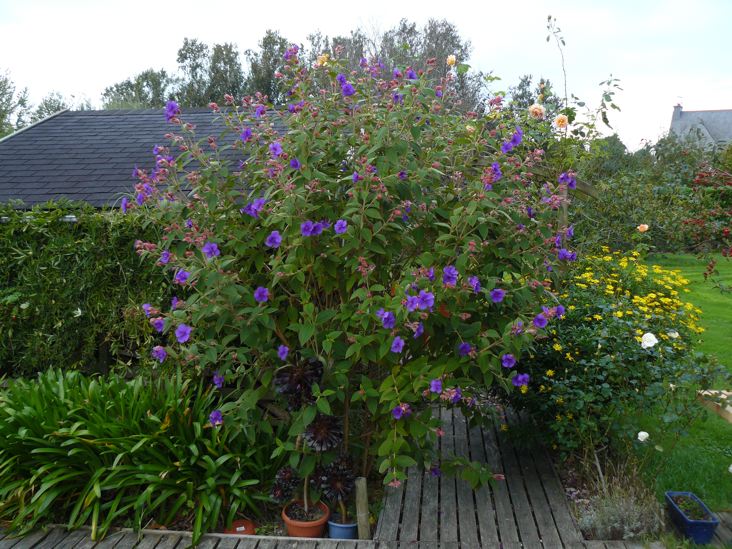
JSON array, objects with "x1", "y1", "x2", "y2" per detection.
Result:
[
  {"x1": 281, "y1": 500, "x2": 330, "y2": 538},
  {"x1": 223, "y1": 518, "x2": 257, "y2": 535}
]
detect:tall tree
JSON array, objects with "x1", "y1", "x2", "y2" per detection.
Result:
[
  {"x1": 0, "y1": 70, "x2": 30, "y2": 137},
  {"x1": 31, "y1": 91, "x2": 69, "y2": 122},
  {"x1": 244, "y1": 30, "x2": 290, "y2": 104},
  {"x1": 175, "y1": 38, "x2": 211, "y2": 106},
  {"x1": 102, "y1": 69, "x2": 174, "y2": 109},
  {"x1": 207, "y1": 43, "x2": 246, "y2": 102}
]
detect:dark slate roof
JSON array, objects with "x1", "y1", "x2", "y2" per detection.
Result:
[
  {"x1": 670, "y1": 105, "x2": 732, "y2": 146},
  {"x1": 0, "y1": 108, "x2": 261, "y2": 207}
]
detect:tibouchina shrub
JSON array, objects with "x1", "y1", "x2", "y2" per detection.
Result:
[{"x1": 128, "y1": 49, "x2": 577, "y2": 486}]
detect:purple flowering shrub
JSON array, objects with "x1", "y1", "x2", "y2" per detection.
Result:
[{"x1": 130, "y1": 49, "x2": 578, "y2": 486}]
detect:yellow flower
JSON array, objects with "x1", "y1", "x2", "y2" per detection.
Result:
[
  {"x1": 554, "y1": 114, "x2": 569, "y2": 128},
  {"x1": 500, "y1": 424, "x2": 509, "y2": 432},
  {"x1": 446, "y1": 54, "x2": 457, "y2": 67},
  {"x1": 528, "y1": 103, "x2": 546, "y2": 120},
  {"x1": 546, "y1": 369, "x2": 555, "y2": 377},
  {"x1": 556, "y1": 397, "x2": 564, "y2": 405},
  {"x1": 316, "y1": 53, "x2": 330, "y2": 66},
  {"x1": 520, "y1": 385, "x2": 528, "y2": 394},
  {"x1": 552, "y1": 343, "x2": 563, "y2": 352},
  {"x1": 613, "y1": 311, "x2": 624, "y2": 318}
]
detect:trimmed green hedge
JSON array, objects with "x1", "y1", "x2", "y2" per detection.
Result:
[{"x1": 0, "y1": 201, "x2": 168, "y2": 376}]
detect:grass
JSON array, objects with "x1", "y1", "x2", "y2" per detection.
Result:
[{"x1": 640, "y1": 253, "x2": 732, "y2": 512}]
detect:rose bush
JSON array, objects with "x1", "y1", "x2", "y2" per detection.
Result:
[{"x1": 128, "y1": 49, "x2": 577, "y2": 486}]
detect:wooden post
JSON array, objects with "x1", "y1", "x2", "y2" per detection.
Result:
[{"x1": 355, "y1": 476, "x2": 370, "y2": 539}]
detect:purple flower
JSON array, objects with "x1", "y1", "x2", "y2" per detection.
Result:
[
  {"x1": 336, "y1": 73, "x2": 347, "y2": 85},
  {"x1": 277, "y1": 345, "x2": 289, "y2": 361},
  {"x1": 202, "y1": 241, "x2": 220, "y2": 259},
  {"x1": 269, "y1": 141, "x2": 283, "y2": 157},
  {"x1": 491, "y1": 162, "x2": 503, "y2": 181},
  {"x1": 160, "y1": 250, "x2": 171, "y2": 264},
  {"x1": 185, "y1": 219, "x2": 193, "y2": 229},
  {"x1": 458, "y1": 342, "x2": 472, "y2": 357},
  {"x1": 512, "y1": 373, "x2": 530, "y2": 387},
  {"x1": 451, "y1": 387, "x2": 463, "y2": 404},
  {"x1": 121, "y1": 196, "x2": 129, "y2": 213},
  {"x1": 300, "y1": 221, "x2": 316, "y2": 236},
  {"x1": 334, "y1": 219, "x2": 348, "y2": 234},
  {"x1": 289, "y1": 158, "x2": 301, "y2": 169},
  {"x1": 142, "y1": 303, "x2": 152, "y2": 317},
  {"x1": 341, "y1": 83, "x2": 355, "y2": 96},
  {"x1": 241, "y1": 127, "x2": 253, "y2": 142},
  {"x1": 558, "y1": 172, "x2": 577, "y2": 189},
  {"x1": 171, "y1": 296, "x2": 179, "y2": 309},
  {"x1": 213, "y1": 372, "x2": 224, "y2": 389},
  {"x1": 265, "y1": 230, "x2": 282, "y2": 248},
  {"x1": 255, "y1": 105, "x2": 266, "y2": 118},
  {"x1": 511, "y1": 321, "x2": 524, "y2": 335},
  {"x1": 392, "y1": 404, "x2": 411, "y2": 420},
  {"x1": 406, "y1": 68, "x2": 418, "y2": 80},
  {"x1": 150, "y1": 317, "x2": 165, "y2": 333},
  {"x1": 501, "y1": 354, "x2": 516, "y2": 368},
  {"x1": 254, "y1": 287, "x2": 269, "y2": 303},
  {"x1": 414, "y1": 322, "x2": 424, "y2": 339},
  {"x1": 556, "y1": 305, "x2": 566, "y2": 317},
  {"x1": 241, "y1": 198, "x2": 267, "y2": 218},
  {"x1": 566, "y1": 225, "x2": 575, "y2": 239},
  {"x1": 151, "y1": 345, "x2": 167, "y2": 363},
  {"x1": 427, "y1": 268, "x2": 435, "y2": 282},
  {"x1": 174, "y1": 270, "x2": 190, "y2": 285},
  {"x1": 398, "y1": 170, "x2": 408, "y2": 180},
  {"x1": 310, "y1": 222, "x2": 324, "y2": 236},
  {"x1": 405, "y1": 295, "x2": 420, "y2": 312},
  {"x1": 392, "y1": 93, "x2": 404, "y2": 104},
  {"x1": 430, "y1": 465, "x2": 442, "y2": 477},
  {"x1": 533, "y1": 313, "x2": 548, "y2": 328},
  {"x1": 377, "y1": 309, "x2": 396, "y2": 329},
  {"x1": 468, "y1": 276, "x2": 481, "y2": 293},
  {"x1": 526, "y1": 206, "x2": 535, "y2": 219},
  {"x1": 417, "y1": 290, "x2": 434, "y2": 310},
  {"x1": 352, "y1": 171, "x2": 361, "y2": 183},
  {"x1": 558, "y1": 248, "x2": 577, "y2": 261},
  {"x1": 393, "y1": 68, "x2": 402, "y2": 78},
  {"x1": 210, "y1": 409, "x2": 223, "y2": 427},
  {"x1": 165, "y1": 100, "x2": 180, "y2": 122},
  {"x1": 443, "y1": 265, "x2": 458, "y2": 287},
  {"x1": 430, "y1": 379, "x2": 443, "y2": 394},
  {"x1": 175, "y1": 323, "x2": 192, "y2": 344},
  {"x1": 135, "y1": 193, "x2": 145, "y2": 206},
  {"x1": 391, "y1": 336, "x2": 405, "y2": 353},
  {"x1": 490, "y1": 288, "x2": 506, "y2": 303}
]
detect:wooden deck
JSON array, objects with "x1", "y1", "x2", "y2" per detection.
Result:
[{"x1": 1, "y1": 406, "x2": 729, "y2": 548}]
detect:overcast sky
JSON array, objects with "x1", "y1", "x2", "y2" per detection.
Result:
[{"x1": 1, "y1": 0, "x2": 729, "y2": 149}]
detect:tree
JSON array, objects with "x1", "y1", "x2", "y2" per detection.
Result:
[
  {"x1": 244, "y1": 30, "x2": 290, "y2": 104},
  {"x1": 0, "y1": 70, "x2": 30, "y2": 137},
  {"x1": 31, "y1": 92, "x2": 70, "y2": 122},
  {"x1": 206, "y1": 43, "x2": 246, "y2": 102},
  {"x1": 175, "y1": 38, "x2": 210, "y2": 106},
  {"x1": 102, "y1": 69, "x2": 174, "y2": 109}
]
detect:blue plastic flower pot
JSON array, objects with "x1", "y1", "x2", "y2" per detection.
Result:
[
  {"x1": 327, "y1": 516, "x2": 358, "y2": 539},
  {"x1": 665, "y1": 491, "x2": 719, "y2": 545}
]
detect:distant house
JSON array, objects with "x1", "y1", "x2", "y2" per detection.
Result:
[
  {"x1": 0, "y1": 109, "x2": 259, "y2": 207},
  {"x1": 669, "y1": 104, "x2": 732, "y2": 148}
]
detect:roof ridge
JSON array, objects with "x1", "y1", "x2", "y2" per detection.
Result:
[
  {"x1": 681, "y1": 108, "x2": 732, "y2": 114},
  {"x1": 0, "y1": 109, "x2": 69, "y2": 144}
]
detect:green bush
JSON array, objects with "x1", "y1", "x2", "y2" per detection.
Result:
[
  {"x1": 0, "y1": 370, "x2": 283, "y2": 544},
  {"x1": 0, "y1": 201, "x2": 169, "y2": 376},
  {"x1": 510, "y1": 251, "x2": 724, "y2": 453}
]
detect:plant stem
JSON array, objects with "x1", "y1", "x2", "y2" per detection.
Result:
[
  {"x1": 303, "y1": 475, "x2": 309, "y2": 515},
  {"x1": 339, "y1": 499, "x2": 348, "y2": 524}
]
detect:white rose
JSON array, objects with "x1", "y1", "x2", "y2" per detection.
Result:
[
  {"x1": 641, "y1": 333, "x2": 659, "y2": 349},
  {"x1": 637, "y1": 431, "x2": 650, "y2": 442}
]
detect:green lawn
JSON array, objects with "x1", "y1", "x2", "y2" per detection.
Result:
[{"x1": 641, "y1": 253, "x2": 732, "y2": 511}]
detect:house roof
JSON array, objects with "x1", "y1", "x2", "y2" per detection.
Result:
[
  {"x1": 0, "y1": 108, "x2": 272, "y2": 207},
  {"x1": 670, "y1": 106, "x2": 732, "y2": 145}
]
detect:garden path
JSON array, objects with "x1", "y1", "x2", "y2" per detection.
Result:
[{"x1": 2, "y1": 407, "x2": 728, "y2": 548}]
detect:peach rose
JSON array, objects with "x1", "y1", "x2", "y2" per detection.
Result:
[
  {"x1": 529, "y1": 103, "x2": 546, "y2": 120},
  {"x1": 637, "y1": 224, "x2": 649, "y2": 233}
]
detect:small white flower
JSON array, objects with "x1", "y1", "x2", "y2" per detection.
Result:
[
  {"x1": 641, "y1": 332, "x2": 658, "y2": 349},
  {"x1": 728, "y1": 463, "x2": 732, "y2": 474},
  {"x1": 637, "y1": 431, "x2": 650, "y2": 442},
  {"x1": 667, "y1": 330, "x2": 680, "y2": 339}
]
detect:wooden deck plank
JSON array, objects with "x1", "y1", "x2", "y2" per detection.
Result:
[
  {"x1": 148, "y1": 533, "x2": 180, "y2": 549},
  {"x1": 494, "y1": 411, "x2": 541, "y2": 547},
  {"x1": 33, "y1": 527, "x2": 69, "y2": 549},
  {"x1": 8, "y1": 529, "x2": 50, "y2": 549},
  {"x1": 438, "y1": 407, "x2": 458, "y2": 543},
  {"x1": 506, "y1": 413, "x2": 563, "y2": 549},
  {"x1": 249, "y1": 540, "x2": 276, "y2": 549},
  {"x1": 233, "y1": 536, "x2": 260, "y2": 549},
  {"x1": 397, "y1": 467, "x2": 422, "y2": 542},
  {"x1": 215, "y1": 538, "x2": 240, "y2": 549},
  {"x1": 0, "y1": 533, "x2": 22, "y2": 549},
  {"x1": 468, "y1": 423, "x2": 500, "y2": 546},
  {"x1": 452, "y1": 412, "x2": 479, "y2": 548},
  {"x1": 374, "y1": 480, "x2": 404, "y2": 541},
  {"x1": 419, "y1": 467, "x2": 438, "y2": 543},
  {"x1": 481, "y1": 419, "x2": 520, "y2": 544},
  {"x1": 92, "y1": 530, "x2": 131, "y2": 548},
  {"x1": 529, "y1": 444, "x2": 584, "y2": 546},
  {"x1": 134, "y1": 533, "x2": 162, "y2": 549},
  {"x1": 53, "y1": 530, "x2": 89, "y2": 548}
]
